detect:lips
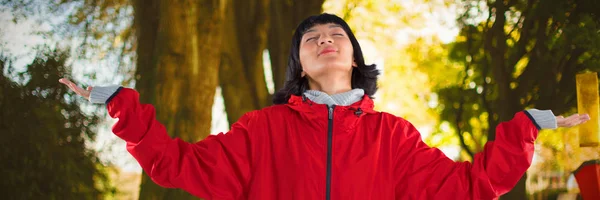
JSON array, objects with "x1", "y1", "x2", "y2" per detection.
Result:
[{"x1": 319, "y1": 47, "x2": 337, "y2": 55}]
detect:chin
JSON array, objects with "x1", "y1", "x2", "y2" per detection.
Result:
[
  {"x1": 317, "y1": 64, "x2": 353, "y2": 74},
  {"x1": 323, "y1": 61, "x2": 353, "y2": 70}
]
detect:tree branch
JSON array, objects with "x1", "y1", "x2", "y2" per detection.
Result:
[
  {"x1": 552, "y1": 49, "x2": 586, "y2": 112},
  {"x1": 456, "y1": 88, "x2": 475, "y2": 160},
  {"x1": 516, "y1": 5, "x2": 551, "y2": 99},
  {"x1": 507, "y1": 0, "x2": 535, "y2": 68},
  {"x1": 456, "y1": 25, "x2": 476, "y2": 160}
]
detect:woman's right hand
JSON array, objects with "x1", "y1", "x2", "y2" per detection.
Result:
[{"x1": 59, "y1": 78, "x2": 93, "y2": 100}]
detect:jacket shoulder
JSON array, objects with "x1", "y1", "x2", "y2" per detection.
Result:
[
  {"x1": 378, "y1": 111, "x2": 408, "y2": 124},
  {"x1": 238, "y1": 104, "x2": 290, "y2": 121}
]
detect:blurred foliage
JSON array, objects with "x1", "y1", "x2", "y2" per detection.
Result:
[
  {"x1": 324, "y1": 0, "x2": 417, "y2": 44},
  {"x1": 435, "y1": 0, "x2": 600, "y2": 160},
  {"x1": 3, "y1": 0, "x2": 600, "y2": 198},
  {"x1": 105, "y1": 166, "x2": 141, "y2": 200},
  {"x1": 0, "y1": 0, "x2": 136, "y2": 84},
  {"x1": 434, "y1": 0, "x2": 600, "y2": 198},
  {"x1": 0, "y1": 48, "x2": 113, "y2": 199},
  {"x1": 0, "y1": 0, "x2": 135, "y2": 59},
  {"x1": 526, "y1": 126, "x2": 600, "y2": 197},
  {"x1": 528, "y1": 188, "x2": 570, "y2": 200},
  {"x1": 401, "y1": 36, "x2": 466, "y2": 150}
]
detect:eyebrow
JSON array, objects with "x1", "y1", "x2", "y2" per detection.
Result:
[{"x1": 304, "y1": 24, "x2": 343, "y2": 33}]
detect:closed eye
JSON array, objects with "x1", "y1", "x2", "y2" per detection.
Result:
[{"x1": 305, "y1": 37, "x2": 318, "y2": 42}]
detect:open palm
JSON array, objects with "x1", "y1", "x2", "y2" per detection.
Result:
[
  {"x1": 59, "y1": 78, "x2": 93, "y2": 100},
  {"x1": 556, "y1": 113, "x2": 590, "y2": 128}
]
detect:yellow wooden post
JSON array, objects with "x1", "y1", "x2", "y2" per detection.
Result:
[{"x1": 576, "y1": 72, "x2": 600, "y2": 147}]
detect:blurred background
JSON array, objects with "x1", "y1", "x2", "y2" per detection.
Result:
[{"x1": 1, "y1": 0, "x2": 599, "y2": 199}]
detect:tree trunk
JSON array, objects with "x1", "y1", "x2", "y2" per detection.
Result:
[
  {"x1": 481, "y1": 1, "x2": 526, "y2": 197},
  {"x1": 219, "y1": 0, "x2": 270, "y2": 124},
  {"x1": 485, "y1": 1, "x2": 527, "y2": 198},
  {"x1": 501, "y1": 175, "x2": 527, "y2": 200},
  {"x1": 491, "y1": 99, "x2": 525, "y2": 199},
  {"x1": 133, "y1": 0, "x2": 225, "y2": 199}
]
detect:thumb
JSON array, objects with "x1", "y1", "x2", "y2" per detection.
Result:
[{"x1": 86, "y1": 86, "x2": 92, "y2": 91}]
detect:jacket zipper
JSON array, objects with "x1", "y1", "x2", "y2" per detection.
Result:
[{"x1": 326, "y1": 105, "x2": 335, "y2": 200}]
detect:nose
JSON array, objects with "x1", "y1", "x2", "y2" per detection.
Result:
[{"x1": 318, "y1": 35, "x2": 333, "y2": 46}]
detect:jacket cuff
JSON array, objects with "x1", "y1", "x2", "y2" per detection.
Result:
[
  {"x1": 525, "y1": 109, "x2": 557, "y2": 130},
  {"x1": 89, "y1": 85, "x2": 121, "y2": 104}
]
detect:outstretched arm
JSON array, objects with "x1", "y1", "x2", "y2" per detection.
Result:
[
  {"x1": 59, "y1": 79, "x2": 254, "y2": 199},
  {"x1": 393, "y1": 110, "x2": 588, "y2": 199}
]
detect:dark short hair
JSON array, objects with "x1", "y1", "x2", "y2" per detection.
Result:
[{"x1": 272, "y1": 13, "x2": 380, "y2": 104}]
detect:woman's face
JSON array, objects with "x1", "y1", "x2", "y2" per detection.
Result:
[{"x1": 299, "y1": 23, "x2": 356, "y2": 79}]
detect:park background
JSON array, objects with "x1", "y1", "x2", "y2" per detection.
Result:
[{"x1": 1, "y1": 0, "x2": 599, "y2": 199}]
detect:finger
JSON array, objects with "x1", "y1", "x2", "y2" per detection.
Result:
[
  {"x1": 565, "y1": 115, "x2": 589, "y2": 127},
  {"x1": 571, "y1": 120, "x2": 586, "y2": 127},
  {"x1": 581, "y1": 114, "x2": 591, "y2": 120},
  {"x1": 576, "y1": 116, "x2": 591, "y2": 125},
  {"x1": 559, "y1": 113, "x2": 593, "y2": 127},
  {"x1": 68, "y1": 82, "x2": 86, "y2": 97},
  {"x1": 59, "y1": 78, "x2": 75, "y2": 86},
  {"x1": 571, "y1": 114, "x2": 590, "y2": 123},
  {"x1": 59, "y1": 78, "x2": 92, "y2": 100},
  {"x1": 67, "y1": 82, "x2": 81, "y2": 93},
  {"x1": 563, "y1": 114, "x2": 580, "y2": 122},
  {"x1": 58, "y1": 78, "x2": 73, "y2": 85},
  {"x1": 59, "y1": 79, "x2": 72, "y2": 89},
  {"x1": 64, "y1": 81, "x2": 78, "y2": 93},
  {"x1": 557, "y1": 115, "x2": 578, "y2": 127},
  {"x1": 69, "y1": 82, "x2": 84, "y2": 93},
  {"x1": 60, "y1": 79, "x2": 79, "y2": 92},
  {"x1": 565, "y1": 116, "x2": 582, "y2": 126}
]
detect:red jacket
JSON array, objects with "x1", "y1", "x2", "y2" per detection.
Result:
[{"x1": 107, "y1": 88, "x2": 539, "y2": 199}]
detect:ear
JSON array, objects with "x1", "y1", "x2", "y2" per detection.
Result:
[
  {"x1": 352, "y1": 60, "x2": 358, "y2": 67},
  {"x1": 301, "y1": 71, "x2": 306, "y2": 77}
]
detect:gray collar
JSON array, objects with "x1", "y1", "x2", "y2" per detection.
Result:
[{"x1": 303, "y1": 89, "x2": 365, "y2": 106}]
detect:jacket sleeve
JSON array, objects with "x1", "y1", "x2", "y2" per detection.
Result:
[
  {"x1": 393, "y1": 111, "x2": 539, "y2": 199},
  {"x1": 107, "y1": 88, "x2": 253, "y2": 199}
]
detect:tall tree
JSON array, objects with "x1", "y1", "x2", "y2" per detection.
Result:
[
  {"x1": 437, "y1": 0, "x2": 600, "y2": 198},
  {"x1": 219, "y1": 0, "x2": 271, "y2": 124},
  {"x1": 132, "y1": 0, "x2": 226, "y2": 199},
  {"x1": 14, "y1": 0, "x2": 226, "y2": 198},
  {"x1": 0, "y1": 49, "x2": 111, "y2": 199}
]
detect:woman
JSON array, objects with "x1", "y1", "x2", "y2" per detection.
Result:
[{"x1": 60, "y1": 13, "x2": 589, "y2": 199}]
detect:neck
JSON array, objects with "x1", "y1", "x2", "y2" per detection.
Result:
[{"x1": 307, "y1": 73, "x2": 352, "y2": 95}]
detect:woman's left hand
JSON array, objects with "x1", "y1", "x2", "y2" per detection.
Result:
[{"x1": 556, "y1": 114, "x2": 591, "y2": 128}]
